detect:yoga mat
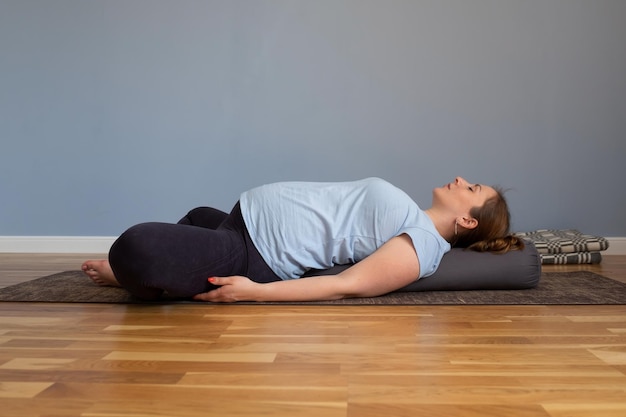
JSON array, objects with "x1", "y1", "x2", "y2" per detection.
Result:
[{"x1": 0, "y1": 271, "x2": 625, "y2": 305}]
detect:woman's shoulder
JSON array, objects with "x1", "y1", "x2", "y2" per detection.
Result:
[{"x1": 361, "y1": 177, "x2": 417, "y2": 206}]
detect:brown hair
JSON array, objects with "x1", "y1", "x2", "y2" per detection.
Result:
[{"x1": 454, "y1": 187, "x2": 525, "y2": 253}]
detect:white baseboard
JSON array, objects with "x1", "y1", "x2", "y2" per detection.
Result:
[
  {"x1": 0, "y1": 236, "x2": 116, "y2": 254},
  {"x1": 1, "y1": 236, "x2": 626, "y2": 255},
  {"x1": 604, "y1": 237, "x2": 626, "y2": 255}
]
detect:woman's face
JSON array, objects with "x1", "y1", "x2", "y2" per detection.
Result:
[{"x1": 432, "y1": 176, "x2": 498, "y2": 217}]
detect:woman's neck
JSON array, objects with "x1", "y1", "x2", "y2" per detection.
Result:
[{"x1": 424, "y1": 207, "x2": 455, "y2": 243}]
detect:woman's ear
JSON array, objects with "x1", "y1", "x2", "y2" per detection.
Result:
[{"x1": 457, "y1": 216, "x2": 478, "y2": 230}]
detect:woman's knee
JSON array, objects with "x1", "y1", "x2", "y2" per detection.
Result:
[
  {"x1": 110, "y1": 223, "x2": 159, "y2": 264},
  {"x1": 177, "y1": 207, "x2": 229, "y2": 228},
  {"x1": 108, "y1": 223, "x2": 166, "y2": 299},
  {"x1": 108, "y1": 222, "x2": 168, "y2": 285}
]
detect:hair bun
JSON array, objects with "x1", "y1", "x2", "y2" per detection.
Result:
[{"x1": 467, "y1": 234, "x2": 525, "y2": 253}]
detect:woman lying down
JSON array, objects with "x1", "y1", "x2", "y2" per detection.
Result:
[{"x1": 82, "y1": 177, "x2": 523, "y2": 302}]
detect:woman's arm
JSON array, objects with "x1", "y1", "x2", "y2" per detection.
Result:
[{"x1": 193, "y1": 234, "x2": 421, "y2": 302}]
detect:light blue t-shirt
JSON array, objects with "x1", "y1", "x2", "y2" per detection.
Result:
[{"x1": 240, "y1": 177, "x2": 451, "y2": 280}]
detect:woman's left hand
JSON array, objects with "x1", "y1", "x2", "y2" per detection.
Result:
[{"x1": 192, "y1": 276, "x2": 260, "y2": 303}]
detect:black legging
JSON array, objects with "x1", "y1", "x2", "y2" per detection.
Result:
[{"x1": 108, "y1": 203, "x2": 281, "y2": 300}]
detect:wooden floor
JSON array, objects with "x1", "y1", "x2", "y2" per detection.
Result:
[{"x1": 0, "y1": 254, "x2": 625, "y2": 417}]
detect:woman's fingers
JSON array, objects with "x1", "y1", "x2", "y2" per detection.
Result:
[{"x1": 193, "y1": 276, "x2": 253, "y2": 302}]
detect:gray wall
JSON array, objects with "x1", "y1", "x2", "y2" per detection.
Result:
[{"x1": 1, "y1": 0, "x2": 625, "y2": 237}]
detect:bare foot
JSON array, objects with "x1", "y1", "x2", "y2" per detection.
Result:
[{"x1": 81, "y1": 260, "x2": 121, "y2": 287}]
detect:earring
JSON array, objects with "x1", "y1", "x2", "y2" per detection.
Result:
[{"x1": 454, "y1": 220, "x2": 458, "y2": 236}]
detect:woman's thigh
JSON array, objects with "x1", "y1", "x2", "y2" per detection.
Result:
[{"x1": 109, "y1": 222, "x2": 246, "y2": 299}]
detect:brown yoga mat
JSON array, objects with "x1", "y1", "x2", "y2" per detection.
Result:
[{"x1": 0, "y1": 271, "x2": 625, "y2": 305}]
